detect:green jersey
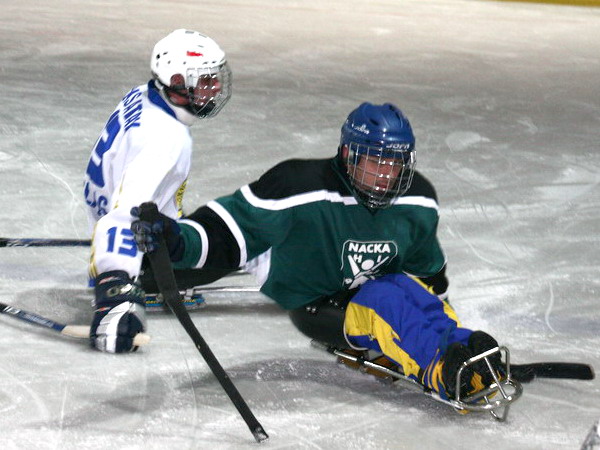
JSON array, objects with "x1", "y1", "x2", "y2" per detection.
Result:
[{"x1": 179, "y1": 157, "x2": 446, "y2": 309}]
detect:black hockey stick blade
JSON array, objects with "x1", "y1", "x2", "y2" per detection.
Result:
[
  {"x1": 0, "y1": 237, "x2": 91, "y2": 247},
  {"x1": 511, "y1": 362, "x2": 594, "y2": 383},
  {"x1": 138, "y1": 202, "x2": 268, "y2": 443}
]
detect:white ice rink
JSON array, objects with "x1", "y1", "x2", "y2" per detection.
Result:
[{"x1": 1, "y1": 0, "x2": 600, "y2": 448}]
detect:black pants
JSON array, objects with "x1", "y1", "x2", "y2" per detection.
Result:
[
  {"x1": 138, "y1": 256, "x2": 235, "y2": 293},
  {"x1": 288, "y1": 288, "x2": 358, "y2": 349}
]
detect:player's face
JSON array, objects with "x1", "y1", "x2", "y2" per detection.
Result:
[
  {"x1": 192, "y1": 74, "x2": 222, "y2": 108},
  {"x1": 344, "y1": 146, "x2": 404, "y2": 194},
  {"x1": 167, "y1": 73, "x2": 222, "y2": 108}
]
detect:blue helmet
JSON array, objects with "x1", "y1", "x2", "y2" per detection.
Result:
[{"x1": 339, "y1": 102, "x2": 416, "y2": 209}]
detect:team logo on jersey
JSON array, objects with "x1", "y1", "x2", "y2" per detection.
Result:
[{"x1": 341, "y1": 240, "x2": 398, "y2": 289}]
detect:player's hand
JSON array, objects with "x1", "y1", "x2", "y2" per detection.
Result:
[
  {"x1": 130, "y1": 204, "x2": 184, "y2": 261},
  {"x1": 90, "y1": 271, "x2": 147, "y2": 353}
]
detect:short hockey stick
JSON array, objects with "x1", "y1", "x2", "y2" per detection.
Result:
[
  {"x1": 0, "y1": 237, "x2": 91, "y2": 247},
  {"x1": 0, "y1": 302, "x2": 150, "y2": 346},
  {"x1": 139, "y1": 202, "x2": 268, "y2": 443},
  {"x1": 315, "y1": 341, "x2": 592, "y2": 384},
  {"x1": 511, "y1": 362, "x2": 594, "y2": 382}
]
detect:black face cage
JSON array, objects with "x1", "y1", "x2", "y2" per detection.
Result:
[{"x1": 345, "y1": 142, "x2": 416, "y2": 209}]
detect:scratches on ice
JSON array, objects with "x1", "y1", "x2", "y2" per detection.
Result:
[{"x1": 544, "y1": 282, "x2": 558, "y2": 335}]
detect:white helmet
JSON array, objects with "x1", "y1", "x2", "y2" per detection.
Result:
[{"x1": 151, "y1": 29, "x2": 232, "y2": 120}]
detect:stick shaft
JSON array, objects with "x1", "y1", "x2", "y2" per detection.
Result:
[
  {"x1": 0, "y1": 302, "x2": 65, "y2": 332},
  {"x1": 139, "y1": 203, "x2": 268, "y2": 443},
  {"x1": 0, "y1": 237, "x2": 91, "y2": 247},
  {"x1": 511, "y1": 362, "x2": 594, "y2": 382},
  {"x1": 0, "y1": 302, "x2": 149, "y2": 345}
]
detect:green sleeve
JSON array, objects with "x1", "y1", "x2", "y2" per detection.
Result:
[
  {"x1": 173, "y1": 187, "x2": 293, "y2": 270},
  {"x1": 402, "y1": 219, "x2": 446, "y2": 277},
  {"x1": 173, "y1": 223, "x2": 202, "y2": 269},
  {"x1": 215, "y1": 189, "x2": 293, "y2": 262}
]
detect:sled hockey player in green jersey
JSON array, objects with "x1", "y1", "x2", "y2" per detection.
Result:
[{"x1": 130, "y1": 102, "x2": 513, "y2": 406}]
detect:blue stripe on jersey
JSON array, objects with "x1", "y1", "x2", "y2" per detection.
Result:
[{"x1": 147, "y1": 81, "x2": 177, "y2": 120}]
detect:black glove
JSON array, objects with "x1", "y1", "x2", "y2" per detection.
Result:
[
  {"x1": 131, "y1": 204, "x2": 185, "y2": 261},
  {"x1": 90, "y1": 270, "x2": 147, "y2": 353}
]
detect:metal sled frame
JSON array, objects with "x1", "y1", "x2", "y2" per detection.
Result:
[
  {"x1": 145, "y1": 285, "x2": 260, "y2": 310},
  {"x1": 317, "y1": 342, "x2": 522, "y2": 421},
  {"x1": 452, "y1": 346, "x2": 523, "y2": 420}
]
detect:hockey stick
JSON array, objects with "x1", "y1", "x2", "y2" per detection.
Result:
[
  {"x1": 0, "y1": 237, "x2": 91, "y2": 247},
  {"x1": 0, "y1": 302, "x2": 150, "y2": 346},
  {"x1": 511, "y1": 362, "x2": 594, "y2": 383},
  {"x1": 314, "y1": 340, "x2": 592, "y2": 384},
  {"x1": 138, "y1": 203, "x2": 268, "y2": 443}
]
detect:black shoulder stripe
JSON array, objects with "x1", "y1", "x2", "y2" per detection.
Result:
[
  {"x1": 248, "y1": 160, "x2": 436, "y2": 205},
  {"x1": 186, "y1": 206, "x2": 241, "y2": 269},
  {"x1": 249, "y1": 158, "x2": 350, "y2": 200},
  {"x1": 405, "y1": 171, "x2": 438, "y2": 202}
]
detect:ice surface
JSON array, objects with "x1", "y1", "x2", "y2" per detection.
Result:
[{"x1": 1, "y1": 0, "x2": 599, "y2": 449}]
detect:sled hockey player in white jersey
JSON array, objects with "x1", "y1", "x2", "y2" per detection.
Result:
[{"x1": 83, "y1": 29, "x2": 232, "y2": 353}]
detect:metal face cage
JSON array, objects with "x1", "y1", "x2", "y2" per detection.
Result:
[{"x1": 345, "y1": 142, "x2": 416, "y2": 209}]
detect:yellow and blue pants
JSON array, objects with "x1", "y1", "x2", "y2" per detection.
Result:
[{"x1": 345, "y1": 274, "x2": 473, "y2": 382}]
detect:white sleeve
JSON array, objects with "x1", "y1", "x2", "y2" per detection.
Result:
[{"x1": 91, "y1": 206, "x2": 143, "y2": 279}]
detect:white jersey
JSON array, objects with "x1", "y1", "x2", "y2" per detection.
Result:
[{"x1": 84, "y1": 81, "x2": 192, "y2": 279}]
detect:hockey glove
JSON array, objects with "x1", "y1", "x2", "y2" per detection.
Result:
[
  {"x1": 90, "y1": 270, "x2": 147, "y2": 353},
  {"x1": 131, "y1": 204, "x2": 185, "y2": 262}
]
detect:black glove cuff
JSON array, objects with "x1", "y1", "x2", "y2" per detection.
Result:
[{"x1": 94, "y1": 270, "x2": 145, "y2": 308}]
